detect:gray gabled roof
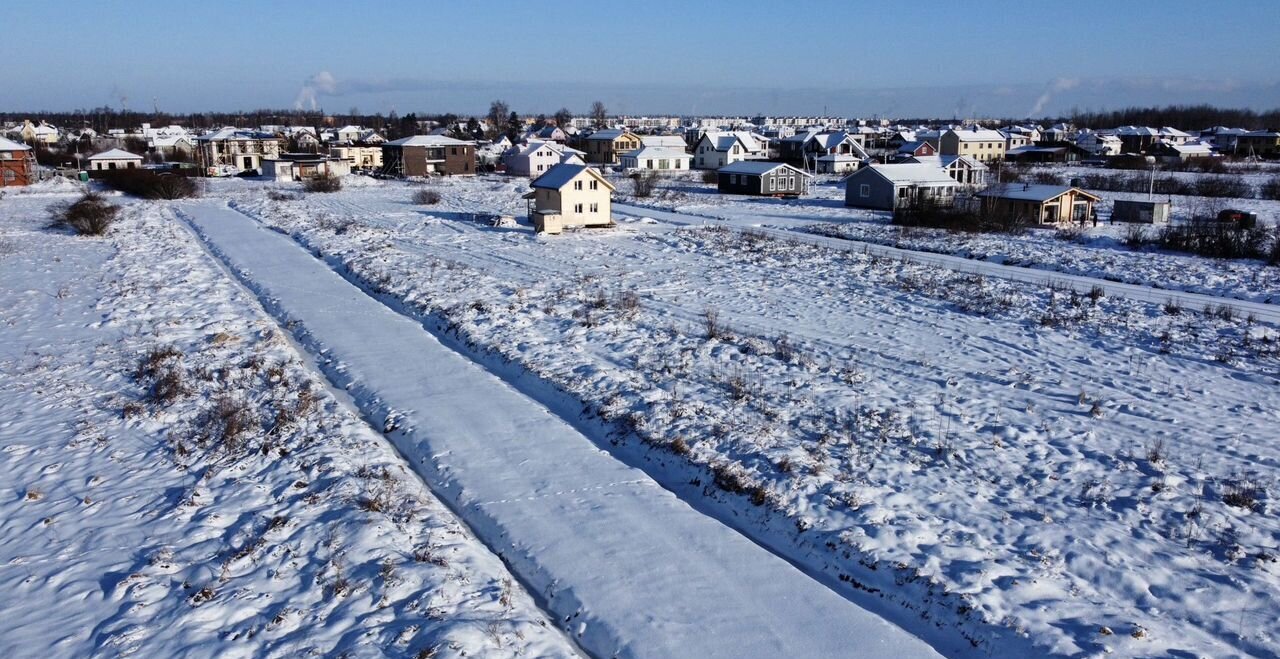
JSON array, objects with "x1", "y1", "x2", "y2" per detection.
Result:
[
  {"x1": 529, "y1": 163, "x2": 616, "y2": 191},
  {"x1": 854, "y1": 163, "x2": 957, "y2": 186},
  {"x1": 584, "y1": 129, "x2": 631, "y2": 141},
  {"x1": 977, "y1": 183, "x2": 1099, "y2": 202},
  {"x1": 0, "y1": 136, "x2": 31, "y2": 151},
  {"x1": 198, "y1": 127, "x2": 277, "y2": 141},
  {"x1": 386, "y1": 135, "x2": 473, "y2": 147},
  {"x1": 718, "y1": 161, "x2": 810, "y2": 177}
]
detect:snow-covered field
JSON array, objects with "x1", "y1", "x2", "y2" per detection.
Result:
[
  {"x1": 6, "y1": 170, "x2": 1279, "y2": 658},
  {"x1": 605, "y1": 172, "x2": 1280, "y2": 304},
  {"x1": 220, "y1": 173, "x2": 1280, "y2": 658},
  {"x1": 0, "y1": 182, "x2": 577, "y2": 657}
]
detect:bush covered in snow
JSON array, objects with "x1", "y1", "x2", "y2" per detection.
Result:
[
  {"x1": 413, "y1": 188, "x2": 441, "y2": 205},
  {"x1": 101, "y1": 169, "x2": 201, "y2": 199},
  {"x1": 302, "y1": 173, "x2": 342, "y2": 193},
  {"x1": 52, "y1": 192, "x2": 118, "y2": 236}
]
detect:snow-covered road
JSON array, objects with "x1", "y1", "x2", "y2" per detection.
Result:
[
  {"x1": 176, "y1": 200, "x2": 942, "y2": 659},
  {"x1": 613, "y1": 203, "x2": 1280, "y2": 324}
]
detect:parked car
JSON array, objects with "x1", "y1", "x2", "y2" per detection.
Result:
[{"x1": 1216, "y1": 209, "x2": 1258, "y2": 228}]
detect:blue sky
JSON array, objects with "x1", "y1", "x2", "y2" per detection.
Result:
[{"x1": 7, "y1": 0, "x2": 1279, "y2": 118}]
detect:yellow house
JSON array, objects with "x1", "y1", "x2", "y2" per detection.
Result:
[
  {"x1": 940, "y1": 128, "x2": 1007, "y2": 163},
  {"x1": 582, "y1": 128, "x2": 641, "y2": 164},
  {"x1": 523, "y1": 164, "x2": 615, "y2": 234}
]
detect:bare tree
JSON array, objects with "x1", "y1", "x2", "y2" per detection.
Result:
[
  {"x1": 590, "y1": 101, "x2": 608, "y2": 128},
  {"x1": 631, "y1": 171, "x2": 659, "y2": 198},
  {"x1": 486, "y1": 100, "x2": 510, "y2": 139},
  {"x1": 553, "y1": 107, "x2": 573, "y2": 128}
]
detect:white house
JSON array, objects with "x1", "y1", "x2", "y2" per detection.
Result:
[
  {"x1": 525, "y1": 126, "x2": 569, "y2": 143},
  {"x1": 358, "y1": 129, "x2": 386, "y2": 144},
  {"x1": 261, "y1": 154, "x2": 352, "y2": 181},
  {"x1": 1151, "y1": 140, "x2": 1214, "y2": 162},
  {"x1": 504, "y1": 141, "x2": 586, "y2": 177},
  {"x1": 999, "y1": 129, "x2": 1032, "y2": 152},
  {"x1": 692, "y1": 131, "x2": 767, "y2": 169},
  {"x1": 619, "y1": 146, "x2": 691, "y2": 172},
  {"x1": 640, "y1": 135, "x2": 688, "y2": 150},
  {"x1": 1158, "y1": 127, "x2": 1192, "y2": 145},
  {"x1": 20, "y1": 121, "x2": 60, "y2": 145},
  {"x1": 814, "y1": 153, "x2": 863, "y2": 175},
  {"x1": 149, "y1": 135, "x2": 195, "y2": 161},
  {"x1": 1075, "y1": 131, "x2": 1122, "y2": 156},
  {"x1": 87, "y1": 148, "x2": 144, "y2": 172},
  {"x1": 780, "y1": 130, "x2": 869, "y2": 166},
  {"x1": 195, "y1": 127, "x2": 283, "y2": 174},
  {"x1": 905, "y1": 154, "x2": 988, "y2": 188},
  {"x1": 332, "y1": 125, "x2": 364, "y2": 144}
]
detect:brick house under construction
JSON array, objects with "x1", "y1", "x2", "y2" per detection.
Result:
[
  {"x1": 381, "y1": 135, "x2": 476, "y2": 177},
  {"x1": 0, "y1": 137, "x2": 35, "y2": 188}
]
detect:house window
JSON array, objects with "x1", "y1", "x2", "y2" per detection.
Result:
[
  {"x1": 574, "y1": 203, "x2": 584, "y2": 213},
  {"x1": 589, "y1": 180, "x2": 598, "y2": 190},
  {"x1": 769, "y1": 177, "x2": 776, "y2": 191},
  {"x1": 590, "y1": 203, "x2": 598, "y2": 212},
  {"x1": 788, "y1": 177, "x2": 795, "y2": 189},
  {"x1": 859, "y1": 184, "x2": 870, "y2": 197},
  {"x1": 574, "y1": 180, "x2": 583, "y2": 190},
  {"x1": 730, "y1": 174, "x2": 737, "y2": 184}
]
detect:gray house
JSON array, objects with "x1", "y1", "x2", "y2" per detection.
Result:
[
  {"x1": 717, "y1": 161, "x2": 811, "y2": 196},
  {"x1": 844, "y1": 163, "x2": 959, "y2": 210}
]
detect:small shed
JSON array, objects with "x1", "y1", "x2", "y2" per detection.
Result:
[{"x1": 1112, "y1": 199, "x2": 1171, "y2": 224}]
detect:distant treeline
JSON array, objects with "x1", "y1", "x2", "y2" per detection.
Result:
[
  {"x1": 0, "y1": 107, "x2": 455, "y2": 140},
  {"x1": 1061, "y1": 104, "x2": 1280, "y2": 130},
  {"x1": 5, "y1": 103, "x2": 1280, "y2": 135}
]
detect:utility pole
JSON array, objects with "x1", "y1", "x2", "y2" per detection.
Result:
[{"x1": 1145, "y1": 155, "x2": 1156, "y2": 200}]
